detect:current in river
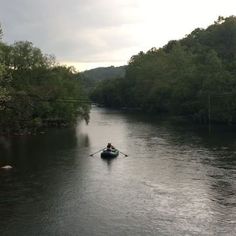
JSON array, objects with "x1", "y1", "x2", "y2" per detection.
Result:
[{"x1": 0, "y1": 106, "x2": 236, "y2": 235}]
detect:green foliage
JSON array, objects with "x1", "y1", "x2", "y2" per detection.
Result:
[
  {"x1": 0, "y1": 39, "x2": 12, "y2": 112},
  {"x1": 81, "y1": 66, "x2": 126, "y2": 81},
  {"x1": 91, "y1": 16, "x2": 236, "y2": 124},
  {"x1": 0, "y1": 23, "x2": 2, "y2": 40},
  {"x1": 91, "y1": 78, "x2": 125, "y2": 107},
  {"x1": 0, "y1": 33, "x2": 90, "y2": 134}
]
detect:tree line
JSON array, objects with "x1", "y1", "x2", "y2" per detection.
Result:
[
  {"x1": 91, "y1": 16, "x2": 236, "y2": 124},
  {"x1": 81, "y1": 66, "x2": 126, "y2": 81},
  {"x1": 0, "y1": 27, "x2": 90, "y2": 135}
]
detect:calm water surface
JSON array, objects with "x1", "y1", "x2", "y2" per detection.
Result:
[{"x1": 0, "y1": 107, "x2": 236, "y2": 235}]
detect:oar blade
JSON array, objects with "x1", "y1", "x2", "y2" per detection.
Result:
[{"x1": 119, "y1": 150, "x2": 128, "y2": 157}]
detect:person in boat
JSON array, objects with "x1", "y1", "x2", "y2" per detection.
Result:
[{"x1": 107, "y1": 143, "x2": 115, "y2": 152}]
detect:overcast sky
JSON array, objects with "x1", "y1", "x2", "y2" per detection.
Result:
[{"x1": 0, "y1": 0, "x2": 236, "y2": 71}]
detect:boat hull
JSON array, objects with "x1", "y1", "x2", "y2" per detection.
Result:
[{"x1": 101, "y1": 149, "x2": 119, "y2": 158}]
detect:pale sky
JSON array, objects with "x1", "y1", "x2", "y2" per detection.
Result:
[{"x1": 0, "y1": 0, "x2": 236, "y2": 71}]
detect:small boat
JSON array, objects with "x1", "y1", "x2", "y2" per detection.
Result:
[{"x1": 101, "y1": 148, "x2": 119, "y2": 158}]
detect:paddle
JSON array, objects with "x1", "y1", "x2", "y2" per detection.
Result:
[
  {"x1": 119, "y1": 151, "x2": 128, "y2": 157},
  {"x1": 89, "y1": 148, "x2": 105, "y2": 156}
]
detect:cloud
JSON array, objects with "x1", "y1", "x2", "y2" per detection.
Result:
[
  {"x1": 1, "y1": 0, "x2": 236, "y2": 70},
  {"x1": 0, "y1": 0, "x2": 141, "y2": 67}
]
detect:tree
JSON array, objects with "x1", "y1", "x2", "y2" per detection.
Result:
[
  {"x1": 0, "y1": 25, "x2": 11, "y2": 112},
  {"x1": 91, "y1": 16, "x2": 236, "y2": 124},
  {"x1": 0, "y1": 23, "x2": 3, "y2": 40},
  {"x1": 0, "y1": 37, "x2": 90, "y2": 134}
]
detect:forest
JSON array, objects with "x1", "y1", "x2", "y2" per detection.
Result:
[
  {"x1": 1, "y1": 16, "x2": 236, "y2": 133},
  {"x1": 81, "y1": 66, "x2": 126, "y2": 81},
  {"x1": 91, "y1": 16, "x2": 236, "y2": 124},
  {"x1": 0, "y1": 27, "x2": 90, "y2": 135}
]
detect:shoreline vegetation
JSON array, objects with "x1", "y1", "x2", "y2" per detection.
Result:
[
  {"x1": 2, "y1": 16, "x2": 236, "y2": 136},
  {"x1": 91, "y1": 16, "x2": 236, "y2": 125},
  {"x1": 0, "y1": 27, "x2": 90, "y2": 136}
]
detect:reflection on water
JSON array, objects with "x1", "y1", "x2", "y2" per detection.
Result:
[{"x1": 0, "y1": 107, "x2": 236, "y2": 236}]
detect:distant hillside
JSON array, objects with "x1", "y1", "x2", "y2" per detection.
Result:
[{"x1": 80, "y1": 65, "x2": 126, "y2": 81}]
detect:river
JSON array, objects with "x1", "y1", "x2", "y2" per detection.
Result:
[{"x1": 0, "y1": 106, "x2": 236, "y2": 236}]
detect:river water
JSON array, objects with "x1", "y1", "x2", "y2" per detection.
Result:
[{"x1": 0, "y1": 107, "x2": 236, "y2": 236}]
